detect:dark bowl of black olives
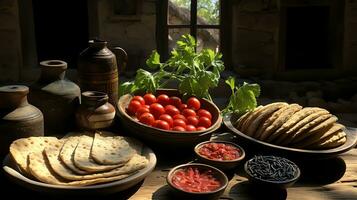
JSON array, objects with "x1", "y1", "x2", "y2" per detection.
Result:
[{"x1": 244, "y1": 155, "x2": 301, "y2": 189}]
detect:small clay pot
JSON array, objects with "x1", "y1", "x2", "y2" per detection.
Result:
[
  {"x1": 76, "y1": 91, "x2": 115, "y2": 131},
  {"x1": 0, "y1": 85, "x2": 44, "y2": 156}
]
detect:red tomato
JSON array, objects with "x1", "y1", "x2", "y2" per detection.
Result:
[
  {"x1": 197, "y1": 109, "x2": 212, "y2": 120},
  {"x1": 159, "y1": 114, "x2": 173, "y2": 127},
  {"x1": 173, "y1": 119, "x2": 186, "y2": 129},
  {"x1": 164, "y1": 105, "x2": 180, "y2": 116},
  {"x1": 132, "y1": 96, "x2": 145, "y2": 105},
  {"x1": 172, "y1": 126, "x2": 186, "y2": 131},
  {"x1": 196, "y1": 126, "x2": 206, "y2": 131},
  {"x1": 144, "y1": 105, "x2": 150, "y2": 109},
  {"x1": 139, "y1": 113, "x2": 155, "y2": 126},
  {"x1": 186, "y1": 116, "x2": 199, "y2": 126},
  {"x1": 173, "y1": 114, "x2": 187, "y2": 123},
  {"x1": 128, "y1": 100, "x2": 142, "y2": 115},
  {"x1": 179, "y1": 103, "x2": 188, "y2": 111},
  {"x1": 182, "y1": 108, "x2": 196, "y2": 118},
  {"x1": 149, "y1": 103, "x2": 165, "y2": 119},
  {"x1": 143, "y1": 93, "x2": 156, "y2": 105},
  {"x1": 198, "y1": 117, "x2": 211, "y2": 128},
  {"x1": 169, "y1": 96, "x2": 182, "y2": 108},
  {"x1": 157, "y1": 94, "x2": 170, "y2": 106},
  {"x1": 187, "y1": 97, "x2": 201, "y2": 110},
  {"x1": 135, "y1": 106, "x2": 150, "y2": 118},
  {"x1": 185, "y1": 125, "x2": 196, "y2": 131},
  {"x1": 154, "y1": 120, "x2": 170, "y2": 130}
]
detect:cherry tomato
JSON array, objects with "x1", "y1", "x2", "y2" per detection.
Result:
[
  {"x1": 187, "y1": 97, "x2": 201, "y2": 110},
  {"x1": 159, "y1": 114, "x2": 173, "y2": 127},
  {"x1": 185, "y1": 125, "x2": 196, "y2": 131},
  {"x1": 179, "y1": 103, "x2": 188, "y2": 111},
  {"x1": 139, "y1": 113, "x2": 155, "y2": 126},
  {"x1": 186, "y1": 116, "x2": 199, "y2": 126},
  {"x1": 144, "y1": 105, "x2": 150, "y2": 109},
  {"x1": 157, "y1": 94, "x2": 170, "y2": 106},
  {"x1": 197, "y1": 109, "x2": 212, "y2": 120},
  {"x1": 173, "y1": 119, "x2": 186, "y2": 129},
  {"x1": 173, "y1": 114, "x2": 187, "y2": 123},
  {"x1": 169, "y1": 96, "x2": 182, "y2": 108},
  {"x1": 143, "y1": 93, "x2": 156, "y2": 105},
  {"x1": 172, "y1": 126, "x2": 186, "y2": 131},
  {"x1": 132, "y1": 96, "x2": 145, "y2": 105},
  {"x1": 182, "y1": 108, "x2": 196, "y2": 118},
  {"x1": 152, "y1": 120, "x2": 160, "y2": 127},
  {"x1": 155, "y1": 120, "x2": 170, "y2": 130},
  {"x1": 165, "y1": 105, "x2": 180, "y2": 116},
  {"x1": 128, "y1": 100, "x2": 142, "y2": 115},
  {"x1": 149, "y1": 103, "x2": 165, "y2": 119},
  {"x1": 196, "y1": 126, "x2": 206, "y2": 131},
  {"x1": 198, "y1": 117, "x2": 211, "y2": 128},
  {"x1": 135, "y1": 106, "x2": 150, "y2": 118}
]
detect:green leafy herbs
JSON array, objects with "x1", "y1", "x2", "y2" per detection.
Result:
[
  {"x1": 222, "y1": 76, "x2": 261, "y2": 115},
  {"x1": 120, "y1": 34, "x2": 225, "y2": 100}
]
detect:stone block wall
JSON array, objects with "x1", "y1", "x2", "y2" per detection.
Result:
[{"x1": 0, "y1": 0, "x2": 22, "y2": 83}]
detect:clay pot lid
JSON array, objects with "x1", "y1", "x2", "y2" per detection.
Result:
[
  {"x1": 0, "y1": 85, "x2": 29, "y2": 95},
  {"x1": 40, "y1": 60, "x2": 67, "y2": 69}
]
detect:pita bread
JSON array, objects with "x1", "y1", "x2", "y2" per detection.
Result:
[
  {"x1": 73, "y1": 135, "x2": 122, "y2": 172},
  {"x1": 9, "y1": 137, "x2": 58, "y2": 175},
  {"x1": 235, "y1": 111, "x2": 252, "y2": 130},
  {"x1": 59, "y1": 136, "x2": 89, "y2": 175},
  {"x1": 91, "y1": 132, "x2": 135, "y2": 165},
  {"x1": 307, "y1": 131, "x2": 347, "y2": 149},
  {"x1": 239, "y1": 106, "x2": 263, "y2": 133}
]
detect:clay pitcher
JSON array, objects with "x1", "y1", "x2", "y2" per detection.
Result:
[
  {"x1": 29, "y1": 60, "x2": 81, "y2": 135},
  {"x1": 78, "y1": 39, "x2": 121, "y2": 107},
  {"x1": 0, "y1": 85, "x2": 44, "y2": 156},
  {"x1": 75, "y1": 91, "x2": 116, "y2": 131}
]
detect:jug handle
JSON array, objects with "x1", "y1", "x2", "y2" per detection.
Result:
[{"x1": 112, "y1": 47, "x2": 128, "y2": 73}]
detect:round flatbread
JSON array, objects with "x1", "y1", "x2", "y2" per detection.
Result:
[
  {"x1": 59, "y1": 136, "x2": 89, "y2": 175},
  {"x1": 240, "y1": 106, "x2": 264, "y2": 134},
  {"x1": 235, "y1": 111, "x2": 252, "y2": 130},
  {"x1": 306, "y1": 130, "x2": 347, "y2": 149}
]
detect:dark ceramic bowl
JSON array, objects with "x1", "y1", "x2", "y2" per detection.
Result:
[
  {"x1": 167, "y1": 163, "x2": 228, "y2": 200},
  {"x1": 194, "y1": 141, "x2": 245, "y2": 171},
  {"x1": 244, "y1": 156, "x2": 300, "y2": 189},
  {"x1": 117, "y1": 89, "x2": 222, "y2": 149}
]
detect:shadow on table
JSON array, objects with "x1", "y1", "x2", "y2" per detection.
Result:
[
  {"x1": 229, "y1": 181, "x2": 287, "y2": 200},
  {"x1": 294, "y1": 156, "x2": 346, "y2": 186}
]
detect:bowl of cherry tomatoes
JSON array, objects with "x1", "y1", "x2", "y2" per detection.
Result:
[{"x1": 117, "y1": 89, "x2": 222, "y2": 149}]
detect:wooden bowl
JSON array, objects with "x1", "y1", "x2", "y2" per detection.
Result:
[
  {"x1": 117, "y1": 89, "x2": 222, "y2": 149},
  {"x1": 166, "y1": 163, "x2": 228, "y2": 200},
  {"x1": 194, "y1": 141, "x2": 245, "y2": 171}
]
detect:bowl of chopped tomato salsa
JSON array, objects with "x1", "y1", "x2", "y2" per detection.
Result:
[
  {"x1": 194, "y1": 141, "x2": 246, "y2": 170},
  {"x1": 167, "y1": 163, "x2": 228, "y2": 199}
]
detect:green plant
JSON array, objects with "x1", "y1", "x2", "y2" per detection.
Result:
[
  {"x1": 222, "y1": 76, "x2": 261, "y2": 115},
  {"x1": 119, "y1": 34, "x2": 225, "y2": 101}
]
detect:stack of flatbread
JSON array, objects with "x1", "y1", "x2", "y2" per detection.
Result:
[
  {"x1": 235, "y1": 103, "x2": 347, "y2": 150},
  {"x1": 9, "y1": 131, "x2": 149, "y2": 186}
]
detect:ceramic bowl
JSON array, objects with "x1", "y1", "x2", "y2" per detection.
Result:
[
  {"x1": 117, "y1": 89, "x2": 222, "y2": 149},
  {"x1": 167, "y1": 163, "x2": 228, "y2": 200},
  {"x1": 194, "y1": 141, "x2": 245, "y2": 171},
  {"x1": 244, "y1": 155, "x2": 300, "y2": 189}
]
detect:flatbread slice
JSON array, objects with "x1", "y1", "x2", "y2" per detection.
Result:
[
  {"x1": 267, "y1": 107, "x2": 324, "y2": 143},
  {"x1": 44, "y1": 140, "x2": 148, "y2": 181},
  {"x1": 91, "y1": 132, "x2": 135, "y2": 165},
  {"x1": 235, "y1": 111, "x2": 252, "y2": 130},
  {"x1": 9, "y1": 137, "x2": 58, "y2": 175},
  {"x1": 306, "y1": 131, "x2": 347, "y2": 149},
  {"x1": 245, "y1": 102, "x2": 288, "y2": 137},
  {"x1": 28, "y1": 151, "x2": 135, "y2": 186},
  {"x1": 258, "y1": 104, "x2": 302, "y2": 141},
  {"x1": 59, "y1": 136, "x2": 89, "y2": 175},
  {"x1": 73, "y1": 135, "x2": 122, "y2": 172},
  {"x1": 277, "y1": 110, "x2": 330, "y2": 145}
]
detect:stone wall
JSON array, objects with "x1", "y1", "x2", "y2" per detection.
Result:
[
  {"x1": 96, "y1": 0, "x2": 157, "y2": 73},
  {"x1": 0, "y1": 0, "x2": 22, "y2": 83}
]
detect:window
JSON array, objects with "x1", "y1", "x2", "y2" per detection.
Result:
[{"x1": 157, "y1": 0, "x2": 231, "y2": 65}]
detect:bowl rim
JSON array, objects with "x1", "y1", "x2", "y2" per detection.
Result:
[
  {"x1": 244, "y1": 155, "x2": 301, "y2": 185},
  {"x1": 117, "y1": 89, "x2": 222, "y2": 135},
  {"x1": 166, "y1": 163, "x2": 229, "y2": 194},
  {"x1": 194, "y1": 140, "x2": 246, "y2": 163}
]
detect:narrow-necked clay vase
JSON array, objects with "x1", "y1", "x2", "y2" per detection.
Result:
[
  {"x1": 29, "y1": 60, "x2": 81, "y2": 135},
  {"x1": 78, "y1": 39, "x2": 119, "y2": 107},
  {"x1": 76, "y1": 91, "x2": 115, "y2": 131},
  {"x1": 0, "y1": 85, "x2": 44, "y2": 156}
]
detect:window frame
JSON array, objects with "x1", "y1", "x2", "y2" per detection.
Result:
[{"x1": 156, "y1": 0, "x2": 232, "y2": 66}]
